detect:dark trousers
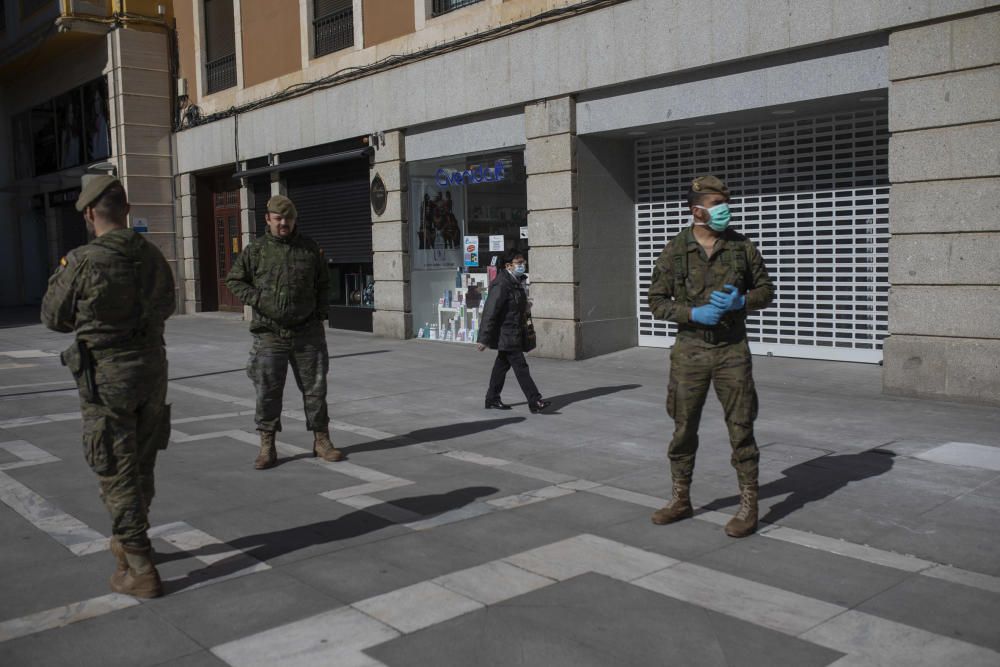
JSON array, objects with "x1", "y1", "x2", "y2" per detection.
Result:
[{"x1": 487, "y1": 350, "x2": 541, "y2": 404}]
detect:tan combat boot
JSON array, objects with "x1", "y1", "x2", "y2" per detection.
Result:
[
  {"x1": 109, "y1": 536, "x2": 128, "y2": 576},
  {"x1": 725, "y1": 483, "x2": 759, "y2": 538},
  {"x1": 651, "y1": 479, "x2": 694, "y2": 525},
  {"x1": 110, "y1": 545, "x2": 163, "y2": 599},
  {"x1": 313, "y1": 431, "x2": 345, "y2": 462},
  {"x1": 254, "y1": 430, "x2": 277, "y2": 470}
]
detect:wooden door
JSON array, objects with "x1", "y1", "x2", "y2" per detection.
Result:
[{"x1": 213, "y1": 189, "x2": 243, "y2": 311}]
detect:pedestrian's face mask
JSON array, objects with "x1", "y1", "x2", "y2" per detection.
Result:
[{"x1": 694, "y1": 202, "x2": 732, "y2": 232}]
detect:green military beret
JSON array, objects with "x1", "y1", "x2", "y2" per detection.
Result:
[
  {"x1": 267, "y1": 195, "x2": 297, "y2": 219},
  {"x1": 690, "y1": 175, "x2": 730, "y2": 198},
  {"x1": 75, "y1": 174, "x2": 121, "y2": 212}
]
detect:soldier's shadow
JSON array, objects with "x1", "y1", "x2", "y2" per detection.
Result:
[
  {"x1": 341, "y1": 417, "x2": 527, "y2": 456},
  {"x1": 510, "y1": 384, "x2": 642, "y2": 414},
  {"x1": 160, "y1": 486, "x2": 498, "y2": 594},
  {"x1": 703, "y1": 449, "x2": 896, "y2": 525}
]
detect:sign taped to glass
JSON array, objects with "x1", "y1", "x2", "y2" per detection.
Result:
[{"x1": 435, "y1": 159, "x2": 506, "y2": 188}]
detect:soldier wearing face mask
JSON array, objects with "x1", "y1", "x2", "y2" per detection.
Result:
[{"x1": 646, "y1": 176, "x2": 775, "y2": 538}]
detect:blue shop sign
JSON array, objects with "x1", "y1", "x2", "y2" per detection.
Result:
[{"x1": 436, "y1": 160, "x2": 506, "y2": 188}]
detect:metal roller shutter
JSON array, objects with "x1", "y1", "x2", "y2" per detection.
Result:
[
  {"x1": 284, "y1": 160, "x2": 372, "y2": 263},
  {"x1": 635, "y1": 108, "x2": 890, "y2": 363}
]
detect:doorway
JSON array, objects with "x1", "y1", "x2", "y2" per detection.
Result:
[{"x1": 196, "y1": 173, "x2": 242, "y2": 312}]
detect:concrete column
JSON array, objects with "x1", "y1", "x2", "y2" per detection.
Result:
[
  {"x1": 884, "y1": 9, "x2": 1000, "y2": 405},
  {"x1": 371, "y1": 131, "x2": 411, "y2": 339},
  {"x1": 525, "y1": 96, "x2": 579, "y2": 359},
  {"x1": 576, "y1": 136, "x2": 637, "y2": 358},
  {"x1": 107, "y1": 26, "x2": 177, "y2": 305},
  {"x1": 177, "y1": 173, "x2": 201, "y2": 313}
]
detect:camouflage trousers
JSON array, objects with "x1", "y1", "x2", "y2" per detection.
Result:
[
  {"x1": 247, "y1": 327, "x2": 329, "y2": 433},
  {"x1": 78, "y1": 351, "x2": 170, "y2": 550},
  {"x1": 666, "y1": 336, "x2": 759, "y2": 485}
]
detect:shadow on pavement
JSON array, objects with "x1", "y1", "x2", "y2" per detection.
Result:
[
  {"x1": 167, "y1": 350, "x2": 392, "y2": 382},
  {"x1": 512, "y1": 383, "x2": 643, "y2": 414},
  {"x1": 162, "y1": 486, "x2": 497, "y2": 593},
  {"x1": 343, "y1": 417, "x2": 526, "y2": 455},
  {"x1": 704, "y1": 448, "x2": 897, "y2": 524}
]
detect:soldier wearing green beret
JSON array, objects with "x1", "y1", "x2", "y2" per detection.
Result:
[
  {"x1": 226, "y1": 194, "x2": 344, "y2": 468},
  {"x1": 41, "y1": 175, "x2": 176, "y2": 597},
  {"x1": 647, "y1": 175, "x2": 775, "y2": 538}
]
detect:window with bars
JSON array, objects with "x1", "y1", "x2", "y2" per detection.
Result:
[
  {"x1": 314, "y1": 0, "x2": 353, "y2": 58},
  {"x1": 634, "y1": 108, "x2": 890, "y2": 363},
  {"x1": 203, "y1": 0, "x2": 236, "y2": 94},
  {"x1": 432, "y1": 0, "x2": 482, "y2": 17}
]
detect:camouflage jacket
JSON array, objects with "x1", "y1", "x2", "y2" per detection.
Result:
[
  {"x1": 41, "y1": 228, "x2": 176, "y2": 354},
  {"x1": 647, "y1": 226, "x2": 774, "y2": 330},
  {"x1": 225, "y1": 229, "x2": 329, "y2": 337}
]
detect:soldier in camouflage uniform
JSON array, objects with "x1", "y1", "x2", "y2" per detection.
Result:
[
  {"x1": 226, "y1": 195, "x2": 344, "y2": 468},
  {"x1": 647, "y1": 176, "x2": 775, "y2": 538},
  {"x1": 41, "y1": 175, "x2": 175, "y2": 597}
]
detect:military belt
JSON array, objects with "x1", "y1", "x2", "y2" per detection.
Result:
[{"x1": 676, "y1": 325, "x2": 745, "y2": 345}]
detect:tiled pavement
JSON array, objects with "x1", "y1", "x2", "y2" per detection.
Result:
[{"x1": 1, "y1": 313, "x2": 999, "y2": 666}]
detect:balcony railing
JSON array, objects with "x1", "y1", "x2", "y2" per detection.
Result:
[
  {"x1": 313, "y1": 6, "x2": 353, "y2": 58},
  {"x1": 432, "y1": 0, "x2": 482, "y2": 17},
  {"x1": 205, "y1": 52, "x2": 236, "y2": 94}
]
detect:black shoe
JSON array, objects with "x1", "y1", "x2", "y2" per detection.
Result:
[
  {"x1": 485, "y1": 399, "x2": 512, "y2": 410},
  {"x1": 529, "y1": 400, "x2": 551, "y2": 414}
]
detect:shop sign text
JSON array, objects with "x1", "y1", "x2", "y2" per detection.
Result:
[{"x1": 436, "y1": 160, "x2": 506, "y2": 188}]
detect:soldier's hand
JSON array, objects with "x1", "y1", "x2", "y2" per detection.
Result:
[
  {"x1": 710, "y1": 284, "x2": 746, "y2": 312},
  {"x1": 691, "y1": 304, "x2": 724, "y2": 326},
  {"x1": 477, "y1": 343, "x2": 487, "y2": 352}
]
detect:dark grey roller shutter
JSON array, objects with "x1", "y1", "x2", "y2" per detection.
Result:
[{"x1": 284, "y1": 161, "x2": 372, "y2": 263}]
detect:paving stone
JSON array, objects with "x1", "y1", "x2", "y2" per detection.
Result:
[
  {"x1": 0, "y1": 605, "x2": 201, "y2": 667},
  {"x1": 368, "y1": 574, "x2": 842, "y2": 667},
  {"x1": 856, "y1": 574, "x2": 1000, "y2": 652},
  {"x1": 690, "y1": 535, "x2": 913, "y2": 608},
  {"x1": 149, "y1": 569, "x2": 341, "y2": 647}
]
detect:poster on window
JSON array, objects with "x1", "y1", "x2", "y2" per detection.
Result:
[
  {"x1": 31, "y1": 102, "x2": 58, "y2": 176},
  {"x1": 56, "y1": 91, "x2": 84, "y2": 171},
  {"x1": 411, "y1": 177, "x2": 465, "y2": 270},
  {"x1": 463, "y1": 235, "x2": 479, "y2": 267},
  {"x1": 83, "y1": 78, "x2": 111, "y2": 162},
  {"x1": 12, "y1": 112, "x2": 34, "y2": 180}
]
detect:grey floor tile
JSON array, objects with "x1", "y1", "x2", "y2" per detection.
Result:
[
  {"x1": 690, "y1": 536, "x2": 913, "y2": 608},
  {"x1": 0, "y1": 605, "x2": 201, "y2": 667},
  {"x1": 367, "y1": 573, "x2": 842, "y2": 667},
  {"x1": 145, "y1": 650, "x2": 230, "y2": 667},
  {"x1": 596, "y1": 514, "x2": 735, "y2": 563},
  {"x1": 857, "y1": 576, "x2": 1000, "y2": 652},
  {"x1": 0, "y1": 551, "x2": 116, "y2": 621},
  {"x1": 149, "y1": 569, "x2": 342, "y2": 647},
  {"x1": 499, "y1": 489, "x2": 650, "y2": 531}
]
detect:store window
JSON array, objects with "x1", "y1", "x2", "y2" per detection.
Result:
[
  {"x1": 409, "y1": 151, "x2": 528, "y2": 344},
  {"x1": 10, "y1": 77, "x2": 110, "y2": 180}
]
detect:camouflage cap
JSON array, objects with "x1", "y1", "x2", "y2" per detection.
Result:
[
  {"x1": 75, "y1": 174, "x2": 121, "y2": 212},
  {"x1": 690, "y1": 175, "x2": 730, "y2": 199},
  {"x1": 267, "y1": 195, "x2": 297, "y2": 219}
]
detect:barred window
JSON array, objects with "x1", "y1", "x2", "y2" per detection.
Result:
[{"x1": 314, "y1": 0, "x2": 353, "y2": 58}]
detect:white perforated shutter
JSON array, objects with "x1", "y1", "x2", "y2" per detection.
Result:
[{"x1": 636, "y1": 109, "x2": 889, "y2": 363}]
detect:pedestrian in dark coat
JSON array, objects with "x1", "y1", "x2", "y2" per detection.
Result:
[{"x1": 477, "y1": 250, "x2": 550, "y2": 413}]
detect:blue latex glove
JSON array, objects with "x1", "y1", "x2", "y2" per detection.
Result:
[
  {"x1": 690, "y1": 304, "x2": 724, "y2": 326},
  {"x1": 710, "y1": 284, "x2": 746, "y2": 312}
]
